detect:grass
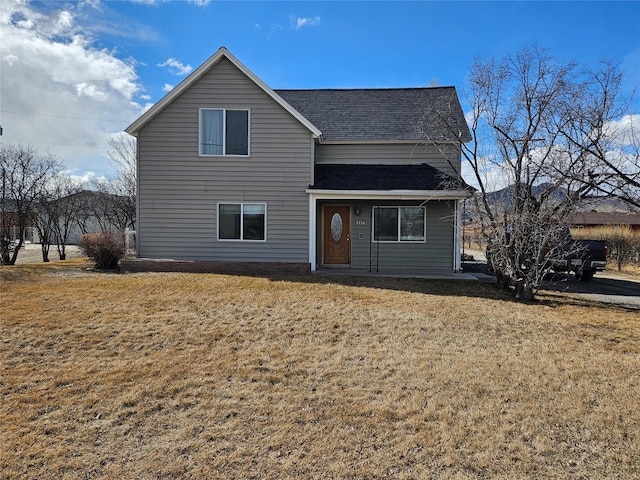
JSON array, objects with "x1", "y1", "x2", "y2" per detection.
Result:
[{"x1": 1, "y1": 260, "x2": 639, "y2": 479}]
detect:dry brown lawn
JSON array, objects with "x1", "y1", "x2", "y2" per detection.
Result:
[{"x1": 1, "y1": 260, "x2": 639, "y2": 479}]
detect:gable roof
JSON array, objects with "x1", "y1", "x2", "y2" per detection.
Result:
[
  {"x1": 276, "y1": 88, "x2": 471, "y2": 143},
  {"x1": 125, "y1": 47, "x2": 470, "y2": 145},
  {"x1": 125, "y1": 47, "x2": 322, "y2": 138},
  {"x1": 311, "y1": 164, "x2": 470, "y2": 191}
]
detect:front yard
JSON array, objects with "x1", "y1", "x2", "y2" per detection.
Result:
[{"x1": 1, "y1": 260, "x2": 638, "y2": 478}]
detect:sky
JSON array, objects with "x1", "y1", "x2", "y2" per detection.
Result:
[{"x1": 1, "y1": 0, "x2": 639, "y2": 181}]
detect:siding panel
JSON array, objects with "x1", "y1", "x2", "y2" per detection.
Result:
[{"x1": 137, "y1": 58, "x2": 313, "y2": 263}]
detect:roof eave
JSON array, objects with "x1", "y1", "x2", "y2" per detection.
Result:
[
  {"x1": 306, "y1": 189, "x2": 471, "y2": 200},
  {"x1": 125, "y1": 47, "x2": 322, "y2": 138}
]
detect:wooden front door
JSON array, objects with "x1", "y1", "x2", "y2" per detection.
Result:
[{"x1": 323, "y1": 205, "x2": 351, "y2": 265}]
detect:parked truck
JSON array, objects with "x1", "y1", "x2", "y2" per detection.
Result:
[
  {"x1": 549, "y1": 236, "x2": 608, "y2": 282},
  {"x1": 485, "y1": 224, "x2": 608, "y2": 283}
]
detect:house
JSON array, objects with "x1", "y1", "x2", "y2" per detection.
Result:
[{"x1": 124, "y1": 47, "x2": 471, "y2": 274}]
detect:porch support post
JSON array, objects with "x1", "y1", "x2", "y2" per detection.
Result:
[
  {"x1": 454, "y1": 199, "x2": 462, "y2": 271},
  {"x1": 308, "y1": 193, "x2": 317, "y2": 272}
]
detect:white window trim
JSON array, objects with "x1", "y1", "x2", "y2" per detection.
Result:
[
  {"x1": 217, "y1": 202, "x2": 267, "y2": 242},
  {"x1": 372, "y1": 206, "x2": 426, "y2": 243},
  {"x1": 199, "y1": 108, "x2": 251, "y2": 157}
]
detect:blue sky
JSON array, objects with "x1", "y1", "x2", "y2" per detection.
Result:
[{"x1": 1, "y1": 0, "x2": 639, "y2": 179}]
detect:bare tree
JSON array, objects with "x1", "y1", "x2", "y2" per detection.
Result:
[
  {"x1": 0, "y1": 145, "x2": 61, "y2": 265},
  {"x1": 422, "y1": 46, "x2": 634, "y2": 300},
  {"x1": 38, "y1": 175, "x2": 87, "y2": 261},
  {"x1": 32, "y1": 191, "x2": 56, "y2": 262},
  {"x1": 53, "y1": 178, "x2": 87, "y2": 260},
  {"x1": 548, "y1": 61, "x2": 639, "y2": 209},
  {"x1": 92, "y1": 133, "x2": 136, "y2": 232}
]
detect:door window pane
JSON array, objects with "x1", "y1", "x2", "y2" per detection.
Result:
[{"x1": 330, "y1": 213, "x2": 343, "y2": 241}]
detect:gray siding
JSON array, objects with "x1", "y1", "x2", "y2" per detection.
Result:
[
  {"x1": 137, "y1": 57, "x2": 314, "y2": 262},
  {"x1": 316, "y1": 200, "x2": 456, "y2": 272},
  {"x1": 316, "y1": 143, "x2": 461, "y2": 176}
]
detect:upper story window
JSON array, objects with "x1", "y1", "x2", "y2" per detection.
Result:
[
  {"x1": 373, "y1": 206, "x2": 425, "y2": 242},
  {"x1": 200, "y1": 109, "x2": 249, "y2": 156}
]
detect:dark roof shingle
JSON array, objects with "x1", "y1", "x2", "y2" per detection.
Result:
[
  {"x1": 311, "y1": 164, "x2": 468, "y2": 191},
  {"x1": 276, "y1": 88, "x2": 471, "y2": 143}
]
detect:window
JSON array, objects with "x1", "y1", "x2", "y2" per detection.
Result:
[
  {"x1": 218, "y1": 203, "x2": 266, "y2": 241},
  {"x1": 373, "y1": 206, "x2": 425, "y2": 242},
  {"x1": 200, "y1": 109, "x2": 249, "y2": 156}
]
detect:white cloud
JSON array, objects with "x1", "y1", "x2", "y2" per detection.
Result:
[
  {"x1": 75, "y1": 82, "x2": 108, "y2": 101},
  {"x1": 130, "y1": 0, "x2": 211, "y2": 6},
  {"x1": 604, "y1": 114, "x2": 640, "y2": 147},
  {"x1": 3, "y1": 53, "x2": 18, "y2": 65},
  {"x1": 67, "y1": 170, "x2": 106, "y2": 187},
  {"x1": 162, "y1": 83, "x2": 174, "y2": 92},
  {"x1": 157, "y1": 57, "x2": 193, "y2": 76},
  {"x1": 0, "y1": 0, "x2": 144, "y2": 177},
  {"x1": 291, "y1": 15, "x2": 320, "y2": 30}
]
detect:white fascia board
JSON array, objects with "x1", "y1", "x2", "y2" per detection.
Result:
[
  {"x1": 317, "y1": 139, "x2": 462, "y2": 145},
  {"x1": 305, "y1": 189, "x2": 471, "y2": 200},
  {"x1": 126, "y1": 47, "x2": 322, "y2": 138}
]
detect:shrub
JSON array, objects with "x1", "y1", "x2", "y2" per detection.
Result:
[{"x1": 78, "y1": 232, "x2": 125, "y2": 270}]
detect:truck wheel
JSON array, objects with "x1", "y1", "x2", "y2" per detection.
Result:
[{"x1": 576, "y1": 270, "x2": 594, "y2": 282}]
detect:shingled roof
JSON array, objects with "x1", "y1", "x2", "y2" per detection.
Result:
[
  {"x1": 311, "y1": 164, "x2": 470, "y2": 191},
  {"x1": 276, "y1": 87, "x2": 471, "y2": 143}
]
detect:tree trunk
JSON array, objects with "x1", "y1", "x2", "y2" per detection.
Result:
[
  {"x1": 515, "y1": 280, "x2": 535, "y2": 301},
  {"x1": 0, "y1": 239, "x2": 10, "y2": 265},
  {"x1": 41, "y1": 243, "x2": 50, "y2": 262},
  {"x1": 495, "y1": 271, "x2": 510, "y2": 290}
]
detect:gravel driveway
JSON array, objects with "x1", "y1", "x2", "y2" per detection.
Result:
[{"x1": 6, "y1": 243, "x2": 83, "y2": 265}]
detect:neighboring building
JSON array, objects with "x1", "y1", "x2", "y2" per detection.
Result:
[
  {"x1": 124, "y1": 47, "x2": 471, "y2": 274},
  {"x1": 30, "y1": 190, "x2": 133, "y2": 245},
  {"x1": 571, "y1": 211, "x2": 640, "y2": 232}
]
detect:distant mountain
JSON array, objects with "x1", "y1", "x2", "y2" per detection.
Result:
[
  {"x1": 465, "y1": 183, "x2": 639, "y2": 219},
  {"x1": 484, "y1": 183, "x2": 568, "y2": 207}
]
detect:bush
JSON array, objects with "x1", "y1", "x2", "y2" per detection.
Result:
[{"x1": 78, "y1": 232, "x2": 125, "y2": 270}]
